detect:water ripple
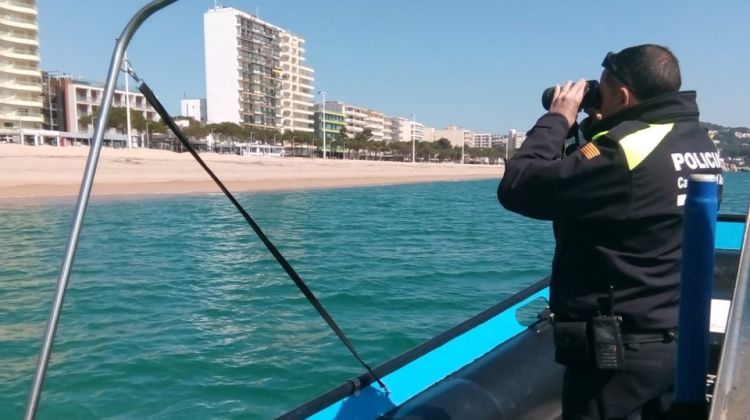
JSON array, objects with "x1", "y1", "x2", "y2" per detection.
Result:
[{"x1": 1, "y1": 175, "x2": 748, "y2": 419}]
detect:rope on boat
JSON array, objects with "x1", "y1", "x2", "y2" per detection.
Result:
[{"x1": 127, "y1": 67, "x2": 390, "y2": 395}]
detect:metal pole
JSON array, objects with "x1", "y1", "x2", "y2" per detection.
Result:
[
  {"x1": 319, "y1": 91, "x2": 326, "y2": 159},
  {"x1": 124, "y1": 52, "x2": 132, "y2": 148},
  {"x1": 24, "y1": 2, "x2": 178, "y2": 419},
  {"x1": 505, "y1": 131, "x2": 510, "y2": 162},
  {"x1": 462, "y1": 137, "x2": 465, "y2": 164},
  {"x1": 411, "y1": 114, "x2": 415, "y2": 163}
]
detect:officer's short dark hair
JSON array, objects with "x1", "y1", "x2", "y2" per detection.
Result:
[{"x1": 605, "y1": 44, "x2": 681, "y2": 100}]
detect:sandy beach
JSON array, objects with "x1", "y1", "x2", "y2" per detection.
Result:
[{"x1": 0, "y1": 144, "x2": 503, "y2": 202}]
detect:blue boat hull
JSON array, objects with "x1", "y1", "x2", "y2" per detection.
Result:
[{"x1": 283, "y1": 215, "x2": 746, "y2": 419}]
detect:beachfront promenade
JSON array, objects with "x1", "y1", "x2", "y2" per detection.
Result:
[{"x1": 0, "y1": 144, "x2": 503, "y2": 201}]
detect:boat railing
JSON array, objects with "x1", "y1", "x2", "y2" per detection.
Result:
[
  {"x1": 709, "y1": 207, "x2": 750, "y2": 419},
  {"x1": 23, "y1": 2, "x2": 178, "y2": 419}
]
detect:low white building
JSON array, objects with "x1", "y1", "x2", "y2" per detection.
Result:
[
  {"x1": 60, "y1": 78, "x2": 159, "y2": 134},
  {"x1": 435, "y1": 125, "x2": 475, "y2": 148}
]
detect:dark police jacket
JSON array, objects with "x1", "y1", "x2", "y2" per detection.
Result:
[{"x1": 498, "y1": 91, "x2": 722, "y2": 331}]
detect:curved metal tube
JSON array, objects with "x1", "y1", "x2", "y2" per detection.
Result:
[{"x1": 24, "y1": 1, "x2": 178, "y2": 419}]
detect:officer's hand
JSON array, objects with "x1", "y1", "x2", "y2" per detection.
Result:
[
  {"x1": 584, "y1": 107, "x2": 603, "y2": 124},
  {"x1": 549, "y1": 79, "x2": 587, "y2": 129}
]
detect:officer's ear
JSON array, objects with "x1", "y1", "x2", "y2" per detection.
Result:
[{"x1": 619, "y1": 86, "x2": 639, "y2": 108}]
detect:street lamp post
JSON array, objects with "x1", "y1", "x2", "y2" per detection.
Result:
[
  {"x1": 318, "y1": 90, "x2": 327, "y2": 159},
  {"x1": 462, "y1": 137, "x2": 465, "y2": 164},
  {"x1": 411, "y1": 114, "x2": 416, "y2": 163},
  {"x1": 122, "y1": 52, "x2": 133, "y2": 149}
]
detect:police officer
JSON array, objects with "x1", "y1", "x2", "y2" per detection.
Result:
[{"x1": 498, "y1": 44, "x2": 722, "y2": 419}]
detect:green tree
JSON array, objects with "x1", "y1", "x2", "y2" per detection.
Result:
[
  {"x1": 176, "y1": 117, "x2": 210, "y2": 139},
  {"x1": 336, "y1": 127, "x2": 348, "y2": 158},
  {"x1": 107, "y1": 107, "x2": 146, "y2": 133},
  {"x1": 295, "y1": 130, "x2": 315, "y2": 145},
  {"x1": 78, "y1": 114, "x2": 93, "y2": 129},
  {"x1": 77, "y1": 106, "x2": 100, "y2": 130},
  {"x1": 78, "y1": 107, "x2": 148, "y2": 134},
  {"x1": 435, "y1": 138, "x2": 452, "y2": 150},
  {"x1": 207, "y1": 122, "x2": 244, "y2": 140},
  {"x1": 148, "y1": 120, "x2": 168, "y2": 134}
]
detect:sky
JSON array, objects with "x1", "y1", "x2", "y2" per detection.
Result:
[{"x1": 38, "y1": 0, "x2": 750, "y2": 134}]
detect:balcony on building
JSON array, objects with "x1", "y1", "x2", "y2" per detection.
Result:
[
  {"x1": 0, "y1": 0, "x2": 37, "y2": 15},
  {"x1": 0, "y1": 13, "x2": 37, "y2": 31},
  {"x1": 0, "y1": 29, "x2": 37, "y2": 46}
]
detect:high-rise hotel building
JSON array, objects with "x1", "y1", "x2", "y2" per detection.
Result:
[
  {"x1": 0, "y1": 0, "x2": 43, "y2": 131},
  {"x1": 204, "y1": 6, "x2": 314, "y2": 133},
  {"x1": 279, "y1": 32, "x2": 314, "y2": 133}
]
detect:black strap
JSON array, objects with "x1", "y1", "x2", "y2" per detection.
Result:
[
  {"x1": 137, "y1": 80, "x2": 389, "y2": 394},
  {"x1": 621, "y1": 330, "x2": 677, "y2": 344}
]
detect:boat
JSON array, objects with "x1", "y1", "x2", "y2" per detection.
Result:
[
  {"x1": 23, "y1": 2, "x2": 750, "y2": 419},
  {"x1": 282, "y1": 212, "x2": 748, "y2": 419}
]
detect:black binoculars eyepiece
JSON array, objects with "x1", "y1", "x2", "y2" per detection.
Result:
[{"x1": 542, "y1": 80, "x2": 601, "y2": 111}]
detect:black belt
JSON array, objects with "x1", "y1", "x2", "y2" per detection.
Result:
[{"x1": 621, "y1": 330, "x2": 676, "y2": 344}]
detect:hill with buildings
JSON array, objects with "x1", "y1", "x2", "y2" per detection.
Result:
[{"x1": 703, "y1": 122, "x2": 750, "y2": 169}]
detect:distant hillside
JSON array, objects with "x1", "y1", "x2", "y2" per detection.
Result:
[{"x1": 700, "y1": 122, "x2": 750, "y2": 159}]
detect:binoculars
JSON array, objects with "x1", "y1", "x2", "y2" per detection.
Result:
[{"x1": 542, "y1": 80, "x2": 601, "y2": 111}]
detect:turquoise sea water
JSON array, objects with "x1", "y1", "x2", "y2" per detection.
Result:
[{"x1": 1, "y1": 174, "x2": 748, "y2": 419}]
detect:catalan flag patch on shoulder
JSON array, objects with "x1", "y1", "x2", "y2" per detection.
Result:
[{"x1": 580, "y1": 142, "x2": 601, "y2": 160}]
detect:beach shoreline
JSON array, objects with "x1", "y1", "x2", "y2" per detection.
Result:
[{"x1": 0, "y1": 144, "x2": 503, "y2": 204}]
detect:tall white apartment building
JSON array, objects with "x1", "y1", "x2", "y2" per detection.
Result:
[
  {"x1": 0, "y1": 0, "x2": 43, "y2": 131},
  {"x1": 279, "y1": 32, "x2": 314, "y2": 133},
  {"x1": 204, "y1": 6, "x2": 314, "y2": 133},
  {"x1": 180, "y1": 98, "x2": 207, "y2": 124}
]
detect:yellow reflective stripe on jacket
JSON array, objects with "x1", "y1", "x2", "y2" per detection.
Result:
[
  {"x1": 591, "y1": 131, "x2": 609, "y2": 141},
  {"x1": 618, "y1": 123, "x2": 674, "y2": 170}
]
